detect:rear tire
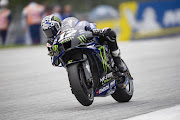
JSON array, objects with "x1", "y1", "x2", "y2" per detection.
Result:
[
  {"x1": 111, "y1": 59, "x2": 134, "y2": 102},
  {"x1": 111, "y1": 79, "x2": 133, "y2": 102},
  {"x1": 67, "y1": 63, "x2": 94, "y2": 106}
]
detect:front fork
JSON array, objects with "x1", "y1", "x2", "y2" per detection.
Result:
[{"x1": 82, "y1": 54, "x2": 94, "y2": 87}]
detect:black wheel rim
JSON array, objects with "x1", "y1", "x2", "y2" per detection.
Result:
[{"x1": 78, "y1": 66, "x2": 94, "y2": 101}]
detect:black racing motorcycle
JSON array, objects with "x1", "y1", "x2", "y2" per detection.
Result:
[{"x1": 51, "y1": 24, "x2": 134, "y2": 106}]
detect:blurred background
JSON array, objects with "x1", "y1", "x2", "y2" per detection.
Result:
[{"x1": 0, "y1": 0, "x2": 180, "y2": 45}]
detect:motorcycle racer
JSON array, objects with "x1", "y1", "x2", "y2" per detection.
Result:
[{"x1": 41, "y1": 14, "x2": 127, "y2": 73}]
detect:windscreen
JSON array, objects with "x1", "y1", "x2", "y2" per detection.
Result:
[{"x1": 61, "y1": 17, "x2": 79, "y2": 32}]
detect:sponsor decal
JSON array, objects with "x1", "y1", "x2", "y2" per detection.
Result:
[
  {"x1": 60, "y1": 37, "x2": 73, "y2": 44},
  {"x1": 96, "y1": 84, "x2": 109, "y2": 95},
  {"x1": 77, "y1": 34, "x2": 87, "y2": 42},
  {"x1": 98, "y1": 46, "x2": 108, "y2": 72},
  {"x1": 59, "y1": 30, "x2": 76, "y2": 44},
  {"x1": 119, "y1": 0, "x2": 180, "y2": 40},
  {"x1": 53, "y1": 45, "x2": 58, "y2": 52},
  {"x1": 99, "y1": 84, "x2": 109, "y2": 94},
  {"x1": 100, "y1": 72, "x2": 113, "y2": 84},
  {"x1": 53, "y1": 16, "x2": 61, "y2": 23},
  {"x1": 122, "y1": 77, "x2": 130, "y2": 88},
  {"x1": 96, "y1": 80, "x2": 116, "y2": 95},
  {"x1": 68, "y1": 60, "x2": 73, "y2": 63}
]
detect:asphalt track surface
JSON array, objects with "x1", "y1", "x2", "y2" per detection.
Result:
[{"x1": 0, "y1": 37, "x2": 180, "y2": 120}]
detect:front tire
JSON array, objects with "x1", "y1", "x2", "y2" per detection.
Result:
[{"x1": 67, "y1": 63, "x2": 94, "y2": 106}]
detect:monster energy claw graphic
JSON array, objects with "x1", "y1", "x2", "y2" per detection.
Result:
[
  {"x1": 53, "y1": 16, "x2": 61, "y2": 23},
  {"x1": 98, "y1": 46, "x2": 108, "y2": 72},
  {"x1": 77, "y1": 35, "x2": 86, "y2": 42},
  {"x1": 53, "y1": 45, "x2": 58, "y2": 52}
]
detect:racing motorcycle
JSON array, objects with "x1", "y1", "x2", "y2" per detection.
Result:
[{"x1": 52, "y1": 24, "x2": 134, "y2": 106}]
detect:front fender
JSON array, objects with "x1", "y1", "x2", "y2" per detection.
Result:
[
  {"x1": 67, "y1": 54, "x2": 92, "y2": 84},
  {"x1": 66, "y1": 58, "x2": 87, "y2": 67}
]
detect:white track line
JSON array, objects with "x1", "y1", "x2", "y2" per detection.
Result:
[{"x1": 124, "y1": 105, "x2": 180, "y2": 120}]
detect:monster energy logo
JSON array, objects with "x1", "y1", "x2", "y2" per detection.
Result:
[
  {"x1": 53, "y1": 16, "x2": 61, "y2": 23},
  {"x1": 53, "y1": 45, "x2": 58, "y2": 52},
  {"x1": 77, "y1": 35, "x2": 86, "y2": 42},
  {"x1": 98, "y1": 46, "x2": 108, "y2": 72}
]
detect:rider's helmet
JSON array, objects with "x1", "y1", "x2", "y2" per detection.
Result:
[{"x1": 41, "y1": 14, "x2": 61, "y2": 38}]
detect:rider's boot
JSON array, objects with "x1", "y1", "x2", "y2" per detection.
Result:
[{"x1": 112, "y1": 49, "x2": 127, "y2": 73}]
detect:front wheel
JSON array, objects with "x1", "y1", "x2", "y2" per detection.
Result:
[
  {"x1": 111, "y1": 59, "x2": 134, "y2": 102},
  {"x1": 67, "y1": 63, "x2": 94, "y2": 106}
]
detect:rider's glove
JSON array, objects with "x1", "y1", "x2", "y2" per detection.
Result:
[
  {"x1": 46, "y1": 43, "x2": 54, "y2": 56},
  {"x1": 51, "y1": 56, "x2": 60, "y2": 66},
  {"x1": 85, "y1": 25, "x2": 111, "y2": 37},
  {"x1": 91, "y1": 29, "x2": 104, "y2": 36},
  {"x1": 91, "y1": 27, "x2": 111, "y2": 37},
  {"x1": 85, "y1": 25, "x2": 103, "y2": 36}
]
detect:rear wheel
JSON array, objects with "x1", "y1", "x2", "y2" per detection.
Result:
[
  {"x1": 111, "y1": 60, "x2": 134, "y2": 102},
  {"x1": 67, "y1": 63, "x2": 94, "y2": 106}
]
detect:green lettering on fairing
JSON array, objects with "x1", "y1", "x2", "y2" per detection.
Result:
[
  {"x1": 60, "y1": 38, "x2": 72, "y2": 44},
  {"x1": 68, "y1": 60, "x2": 73, "y2": 63},
  {"x1": 104, "y1": 78, "x2": 111, "y2": 84}
]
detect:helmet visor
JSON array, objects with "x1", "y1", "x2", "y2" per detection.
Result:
[{"x1": 43, "y1": 26, "x2": 58, "y2": 38}]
